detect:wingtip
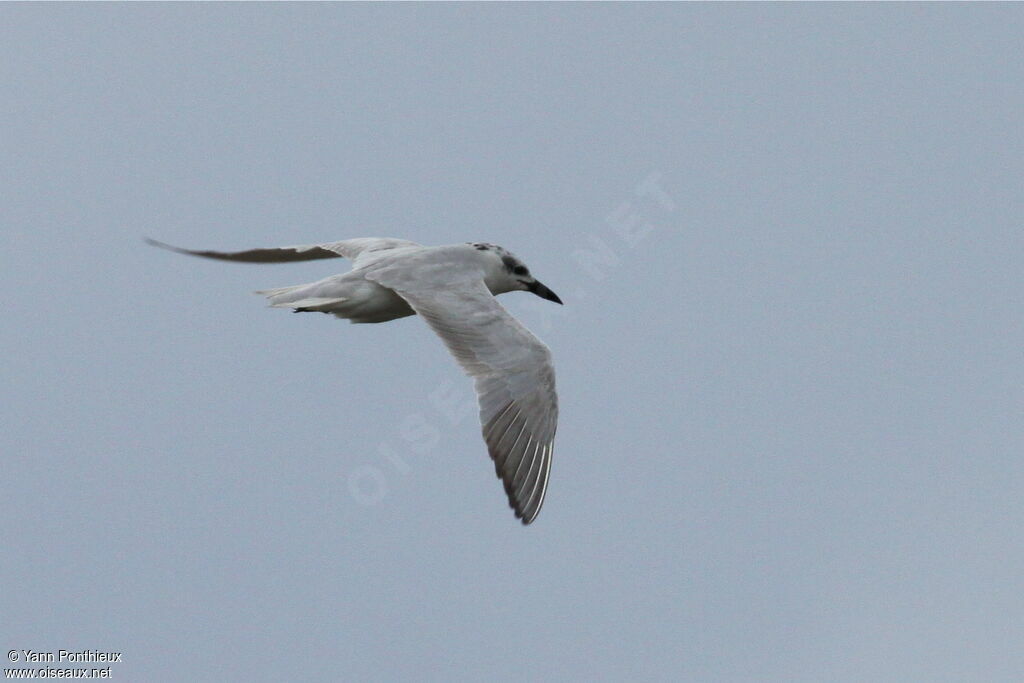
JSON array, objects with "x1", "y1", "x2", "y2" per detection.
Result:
[
  {"x1": 144, "y1": 237, "x2": 185, "y2": 254},
  {"x1": 510, "y1": 492, "x2": 538, "y2": 526}
]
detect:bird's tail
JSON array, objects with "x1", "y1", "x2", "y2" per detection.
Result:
[{"x1": 254, "y1": 285, "x2": 346, "y2": 313}]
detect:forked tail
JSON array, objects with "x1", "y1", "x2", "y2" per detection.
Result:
[{"x1": 254, "y1": 285, "x2": 347, "y2": 313}]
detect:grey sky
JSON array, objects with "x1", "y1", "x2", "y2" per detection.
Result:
[{"x1": 2, "y1": 4, "x2": 1022, "y2": 681}]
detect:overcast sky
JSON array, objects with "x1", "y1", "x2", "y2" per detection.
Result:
[{"x1": 3, "y1": 4, "x2": 1022, "y2": 681}]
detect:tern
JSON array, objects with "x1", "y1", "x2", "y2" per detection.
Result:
[{"x1": 147, "y1": 237, "x2": 562, "y2": 525}]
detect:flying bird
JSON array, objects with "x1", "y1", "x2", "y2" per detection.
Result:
[{"x1": 146, "y1": 237, "x2": 561, "y2": 525}]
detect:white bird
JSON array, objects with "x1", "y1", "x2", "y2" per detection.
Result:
[{"x1": 146, "y1": 237, "x2": 562, "y2": 525}]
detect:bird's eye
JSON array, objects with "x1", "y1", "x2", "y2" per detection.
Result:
[{"x1": 513, "y1": 266, "x2": 528, "y2": 276}]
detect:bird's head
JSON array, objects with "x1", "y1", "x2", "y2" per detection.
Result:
[{"x1": 469, "y1": 242, "x2": 563, "y2": 304}]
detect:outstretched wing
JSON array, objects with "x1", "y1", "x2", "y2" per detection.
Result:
[
  {"x1": 365, "y1": 266, "x2": 558, "y2": 525},
  {"x1": 145, "y1": 237, "x2": 422, "y2": 267}
]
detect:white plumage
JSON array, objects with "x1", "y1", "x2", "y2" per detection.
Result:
[{"x1": 147, "y1": 237, "x2": 562, "y2": 525}]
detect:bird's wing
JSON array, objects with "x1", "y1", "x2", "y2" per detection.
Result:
[
  {"x1": 365, "y1": 265, "x2": 558, "y2": 525},
  {"x1": 145, "y1": 237, "x2": 422, "y2": 266}
]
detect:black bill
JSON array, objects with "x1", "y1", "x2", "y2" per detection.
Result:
[{"x1": 528, "y1": 280, "x2": 563, "y2": 305}]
